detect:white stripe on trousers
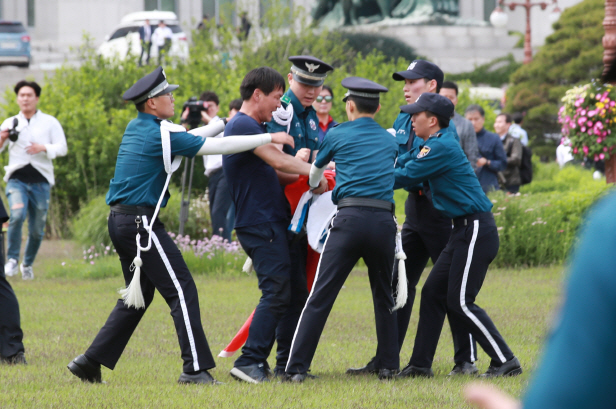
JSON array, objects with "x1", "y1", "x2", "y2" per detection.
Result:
[
  {"x1": 285, "y1": 210, "x2": 339, "y2": 373},
  {"x1": 150, "y1": 228, "x2": 200, "y2": 372},
  {"x1": 459, "y1": 219, "x2": 506, "y2": 364}
]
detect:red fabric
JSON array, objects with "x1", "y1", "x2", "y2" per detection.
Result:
[
  {"x1": 319, "y1": 115, "x2": 334, "y2": 132},
  {"x1": 218, "y1": 309, "x2": 255, "y2": 357}
]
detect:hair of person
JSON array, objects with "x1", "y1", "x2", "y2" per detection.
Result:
[
  {"x1": 465, "y1": 104, "x2": 485, "y2": 117},
  {"x1": 14, "y1": 80, "x2": 41, "y2": 97},
  {"x1": 200, "y1": 91, "x2": 219, "y2": 105},
  {"x1": 497, "y1": 112, "x2": 513, "y2": 124},
  {"x1": 229, "y1": 98, "x2": 242, "y2": 111},
  {"x1": 425, "y1": 111, "x2": 450, "y2": 129},
  {"x1": 347, "y1": 95, "x2": 379, "y2": 114},
  {"x1": 321, "y1": 84, "x2": 334, "y2": 99},
  {"x1": 239, "y1": 67, "x2": 286, "y2": 101},
  {"x1": 512, "y1": 112, "x2": 524, "y2": 124},
  {"x1": 441, "y1": 80, "x2": 458, "y2": 96},
  {"x1": 135, "y1": 101, "x2": 146, "y2": 112}
]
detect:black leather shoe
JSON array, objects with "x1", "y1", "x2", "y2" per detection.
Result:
[
  {"x1": 396, "y1": 363, "x2": 434, "y2": 379},
  {"x1": 346, "y1": 357, "x2": 377, "y2": 375},
  {"x1": 178, "y1": 370, "x2": 222, "y2": 385},
  {"x1": 1, "y1": 352, "x2": 27, "y2": 365},
  {"x1": 230, "y1": 363, "x2": 270, "y2": 383},
  {"x1": 67, "y1": 354, "x2": 102, "y2": 383},
  {"x1": 378, "y1": 368, "x2": 397, "y2": 380},
  {"x1": 481, "y1": 357, "x2": 523, "y2": 377},
  {"x1": 448, "y1": 362, "x2": 478, "y2": 376}
]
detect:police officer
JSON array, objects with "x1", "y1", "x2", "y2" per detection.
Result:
[
  {"x1": 66, "y1": 67, "x2": 293, "y2": 385},
  {"x1": 347, "y1": 60, "x2": 477, "y2": 377},
  {"x1": 284, "y1": 77, "x2": 399, "y2": 382},
  {"x1": 393, "y1": 93, "x2": 522, "y2": 378}
]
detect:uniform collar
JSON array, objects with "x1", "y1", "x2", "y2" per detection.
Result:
[
  {"x1": 18, "y1": 110, "x2": 40, "y2": 122},
  {"x1": 137, "y1": 111, "x2": 160, "y2": 121}
]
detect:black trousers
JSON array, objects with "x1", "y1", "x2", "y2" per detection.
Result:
[
  {"x1": 286, "y1": 207, "x2": 399, "y2": 374},
  {"x1": 0, "y1": 234, "x2": 24, "y2": 358},
  {"x1": 394, "y1": 193, "x2": 477, "y2": 364},
  {"x1": 234, "y1": 221, "x2": 308, "y2": 370},
  {"x1": 208, "y1": 169, "x2": 234, "y2": 242},
  {"x1": 85, "y1": 212, "x2": 215, "y2": 373},
  {"x1": 409, "y1": 212, "x2": 514, "y2": 368}
]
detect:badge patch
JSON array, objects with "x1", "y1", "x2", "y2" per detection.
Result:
[
  {"x1": 417, "y1": 146, "x2": 431, "y2": 159},
  {"x1": 306, "y1": 63, "x2": 320, "y2": 73},
  {"x1": 408, "y1": 61, "x2": 417, "y2": 70},
  {"x1": 309, "y1": 118, "x2": 317, "y2": 131},
  {"x1": 397, "y1": 129, "x2": 406, "y2": 134},
  {"x1": 281, "y1": 95, "x2": 291, "y2": 105}
]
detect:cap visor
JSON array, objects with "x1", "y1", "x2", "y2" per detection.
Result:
[
  {"x1": 392, "y1": 71, "x2": 424, "y2": 81},
  {"x1": 399, "y1": 103, "x2": 426, "y2": 115}
]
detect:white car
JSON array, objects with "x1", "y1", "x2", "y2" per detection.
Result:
[{"x1": 97, "y1": 10, "x2": 189, "y2": 63}]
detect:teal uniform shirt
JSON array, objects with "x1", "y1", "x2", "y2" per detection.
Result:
[
  {"x1": 106, "y1": 112, "x2": 204, "y2": 208},
  {"x1": 523, "y1": 191, "x2": 616, "y2": 409},
  {"x1": 393, "y1": 126, "x2": 492, "y2": 218},
  {"x1": 314, "y1": 117, "x2": 397, "y2": 204},
  {"x1": 266, "y1": 89, "x2": 320, "y2": 159}
]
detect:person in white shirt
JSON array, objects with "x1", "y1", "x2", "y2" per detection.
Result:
[
  {"x1": 509, "y1": 112, "x2": 529, "y2": 146},
  {"x1": 0, "y1": 81, "x2": 67, "y2": 280},
  {"x1": 556, "y1": 137, "x2": 574, "y2": 168},
  {"x1": 152, "y1": 21, "x2": 173, "y2": 65}
]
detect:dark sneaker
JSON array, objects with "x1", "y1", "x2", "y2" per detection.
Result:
[
  {"x1": 281, "y1": 372, "x2": 307, "y2": 383},
  {"x1": 448, "y1": 361, "x2": 478, "y2": 376},
  {"x1": 481, "y1": 357, "x2": 523, "y2": 378},
  {"x1": 1, "y1": 352, "x2": 27, "y2": 365},
  {"x1": 396, "y1": 363, "x2": 434, "y2": 379},
  {"x1": 230, "y1": 363, "x2": 270, "y2": 384},
  {"x1": 346, "y1": 357, "x2": 378, "y2": 375},
  {"x1": 67, "y1": 354, "x2": 102, "y2": 383},
  {"x1": 178, "y1": 370, "x2": 222, "y2": 385},
  {"x1": 378, "y1": 368, "x2": 397, "y2": 380}
]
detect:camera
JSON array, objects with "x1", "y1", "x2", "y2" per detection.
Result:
[
  {"x1": 8, "y1": 118, "x2": 19, "y2": 142},
  {"x1": 182, "y1": 97, "x2": 209, "y2": 129}
]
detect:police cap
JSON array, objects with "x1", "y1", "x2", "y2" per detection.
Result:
[
  {"x1": 392, "y1": 60, "x2": 444, "y2": 89},
  {"x1": 123, "y1": 66, "x2": 179, "y2": 104},
  {"x1": 400, "y1": 92, "x2": 454, "y2": 118},
  {"x1": 341, "y1": 77, "x2": 388, "y2": 102},
  {"x1": 289, "y1": 55, "x2": 334, "y2": 87}
]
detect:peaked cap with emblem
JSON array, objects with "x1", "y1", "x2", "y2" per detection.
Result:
[
  {"x1": 400, "y1": 92, "x2": 454, "y2": 118},
  {"x1": 392, "y1": 60, "x2": 444, "y2": 89},
  {"x1": 123, "y1": 66, "x2": 179, "y2": 104},
  {"x1": 341, "y1": 76, "x2": 388, "y2": 102},
  {"x1": 289, "y1": 55, "x2": 334, "y2": 87}
]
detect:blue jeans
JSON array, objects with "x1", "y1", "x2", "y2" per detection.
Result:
[{"x1": 5, "y1": 179, "x2": 50, "y2": 266}]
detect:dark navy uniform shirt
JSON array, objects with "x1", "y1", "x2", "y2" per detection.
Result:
[
  {"x1": 314, "y1": 117, "x2": 397, "y2": 204},
  {"x1": 267, "y1": 89, "x2": 320, "y2": 159},
  {"x1": 393, "y1": 126, "x2": 493, "y2": 219},
  {"x1": 106, "y1": 112, "x2": 204, "y2": 207},
  {"x1": 223, "y1": 112, "x2": 289, "y2": 229},
  {"x1": 475, "y1": 128, "x2": 507, "y2": 192}
]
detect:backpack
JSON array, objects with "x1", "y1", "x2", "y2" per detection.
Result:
[{"x1": 519, "y1": 145, "x2": 533, "y2": 185}]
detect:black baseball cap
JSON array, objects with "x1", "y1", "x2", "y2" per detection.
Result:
[
  {"x1": 341, "y1": 76, "x2": 388, "y2": 102},
  {"x1": 392, "y1": 60, "x2": 444, "y2": 89},
  {"x1": 400, "y1": 93, "x2": 454, "y2": 118},
  {"x1": 123, "y1": 66, "x2": 179, "y2": 104},
  {"x1": 289, "y1": 55, "x2": 334, "y2": 87}
]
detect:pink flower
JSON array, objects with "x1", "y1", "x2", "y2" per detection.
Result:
[
  {"x1": 580, "y1": 110, "x2": 587, "y2": 116},
  {"x1": 581, "y1": 127, "x2": 586, "y2": 132},
  {"x1": 597, "y1": 137, "x2": 602, "y2": 143},
  {"x1": 594, "y1": 154, "x2": 600, "y2": 161},
  {"x1": 573, "y1": 147, "x2": 579, "y2": 154},
  {"x1": 611, "y1": 101, "x2": 616, "y2": 107},
  {"x1": 583, "y1": 146, "x2": 589, "y2": 154},
  {"x1": 604, "y1": 147, "x2": 609, "y2": 152},
  {"x1": 600, "y1": 153, "x2": 605, "y2": 160}
]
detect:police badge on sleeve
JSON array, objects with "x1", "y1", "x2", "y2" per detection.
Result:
[
  {"x1": 309, "y1": 118, "x2": 317, "y2": 131},
  {"x1": 417, "y1": 146, "x2": 431, "y2": 158}
]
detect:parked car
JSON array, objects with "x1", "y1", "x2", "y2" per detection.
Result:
[
  {"x1": 97, "y1": 11, "x2": 189, "y2": 63},
  {"x1": 0, "y1": 21, "x2": 31, "y2": 68}
]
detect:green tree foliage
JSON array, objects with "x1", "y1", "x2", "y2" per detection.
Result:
[{"x1": 504, "y1": 0, "x2": 604, "y2": 145}]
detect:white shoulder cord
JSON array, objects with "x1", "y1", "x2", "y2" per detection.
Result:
[
  {"x1": 119, "y1": 120, "x2": 188, "y2": 309},
  {"x1": 272, "y1": 102, "x2": 294, "y2": 133},
  {"x1": 392, "y1": 216, "x2": 408, "y2": 311}
]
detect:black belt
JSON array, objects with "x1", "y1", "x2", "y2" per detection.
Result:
[
  {"x1": 452, "y1": 211, "x2": 493, "y2": 227},
  {"x1": 337, "y1": 197, "x2": 394, "y2": 212},
  {"x1": 110, "y1": 204, "x2": 156, "y2": 217}
]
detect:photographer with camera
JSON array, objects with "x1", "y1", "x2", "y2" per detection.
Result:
[
  {"x1": 0, "y1": 80, "x2": 67, "y2": 281},
  {"x1": 181, "y1": 91, "x2": 234, "y2": 241}
]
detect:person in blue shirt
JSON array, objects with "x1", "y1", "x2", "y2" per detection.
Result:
[
  {"x1": 465, "y1": 104, "x2": 507, "y2": 193},
  {"x1": 223, "y1": 67, "x2": 328, "y2": 384},
  {"x1": 347, "y1": 60, "x2": 477, "y2": 378},
  {"x1": 393, "y1": 93, "x2": 522, "y2": 379},
  {"x1": 284, "y1": 77, "x2": 399, "y2": 382},
  {"x1": 67, "y1": 67, "x2": 293, "y2": 386}
]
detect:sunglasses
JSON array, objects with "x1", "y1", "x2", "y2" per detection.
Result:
[{"x1": 316, "y1": 95, "x2": 333, "y2": 103}]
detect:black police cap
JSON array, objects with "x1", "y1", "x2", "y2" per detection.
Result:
[
  {"x1": 289, "y1": 55, "x2": 334, "y2": 87},
  {"x1": 341, "y1": 77, "x2": 388, "y2": 102},
  {"x1": 400, "y1": 92, "x2": 454, "y2": 118},
  {"x1": 123, "y1": 66, "x2": 179, "y2": 104},
  {"x1": 392, "y1": 60, "x2": 444, "y2": 88}
]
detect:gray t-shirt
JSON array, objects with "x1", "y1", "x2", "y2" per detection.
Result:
[{"x1": 452, "y1": 112, "x2": 479, "y2": 170}]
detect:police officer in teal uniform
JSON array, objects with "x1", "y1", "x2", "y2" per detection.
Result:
[
  {"x1": 285, "y1": 77, "x2": 400, "y2": 382},
  {"x1": 67, "y1": 67, "x2": 291, "y2": 385},
  {"x1": 392, "y1": 93, "x2": 522, "y2": 378}
]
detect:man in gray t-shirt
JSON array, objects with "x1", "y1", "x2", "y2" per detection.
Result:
[{"x1": 440, "y1": 81, "x2": 479, "y2": 170}]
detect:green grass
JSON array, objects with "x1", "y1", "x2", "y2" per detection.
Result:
[{"x1": 0, "y1": 243, "x2": 565, "y2": 408}]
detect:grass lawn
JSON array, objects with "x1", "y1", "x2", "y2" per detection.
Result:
[{"x1": 0, "y1": 241, "x2": 565, "y2": 408}]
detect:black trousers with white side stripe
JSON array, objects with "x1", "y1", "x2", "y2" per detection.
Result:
[
  {"x1": 285, "y1": 206, "x2": 399, "y2": 374},
  {"x1": 409, "y1": 212, "x2": 514, "y2": 369},
  {"x1": 85, "y1": 211, "x2": 215, "y2": 374}
]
